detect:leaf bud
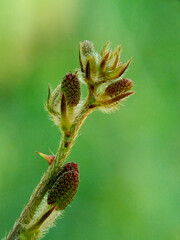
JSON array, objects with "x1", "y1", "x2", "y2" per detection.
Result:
[{"x1": 81, "y1": 40, "x2": 95, "y2": 57}]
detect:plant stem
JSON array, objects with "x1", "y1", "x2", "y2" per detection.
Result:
[
  {"x1": 6, "y1": 103, "x2": 94, "y2": 240},
  {"x1": 4, "y1": 40, "x2": 134, "y2": 240}
]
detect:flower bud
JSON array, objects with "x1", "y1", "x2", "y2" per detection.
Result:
[
  {"x1": 47, "y1": 162, "x2": 79, "y2": 210},
  {"x1": 81, "y1": 40, "x2": 94, "y2": 56},
  {"x1": 57, "y1": 162, "x2": 79, "y2": 177},
  {"x1": 61, "y1": 73, "x2": 81, "y2": 107},
  {"x1": 105, "y1": 78, "x2": 133, "y2": 97}
]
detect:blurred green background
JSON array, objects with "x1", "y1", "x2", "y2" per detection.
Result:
[{"x1": 0, "y1": 0, "x2": 180, "y2": 239}]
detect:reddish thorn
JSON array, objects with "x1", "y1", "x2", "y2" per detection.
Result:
[{"x1": 36, "y1": 152, "x2": 55, "y2": 165}]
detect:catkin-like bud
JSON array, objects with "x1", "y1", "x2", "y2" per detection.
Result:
[
  {"x1": 61, "y1": 73, "x2": 81, "y2": 107},
  {"x1": 81, "y1": 40, "x2": 94, "y2": 56},
  {"x1": 105, "y1": 78, "x2": 133, "y2": 97},
  {"x1": 57, "y1": 162, "x2": 79, "y2": 178},
  {"x1": 47, "y1": 162, "x2": 79, "y2": 210}
]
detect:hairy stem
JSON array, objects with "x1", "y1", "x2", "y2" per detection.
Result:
[
  {"x1": 6, "y1": 103, "x2": 94, "y2": 240},
  {"x1": 4, "y1": 40, "x2": 134, "y2": 240}
]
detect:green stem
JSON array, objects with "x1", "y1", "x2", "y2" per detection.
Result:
[{"x1": 6, "y1": 103, "x2": 94, "y2": 240}]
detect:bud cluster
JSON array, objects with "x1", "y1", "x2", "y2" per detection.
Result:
[
  {"x1": 47, "y1": 162, "x2": 79, "y2": 210},
  {"x1": 46, "y1": 40, "x2": 134, "y2": 129},
  {"x1": 78, "y1": 40, "x2": 134, "y2": 112}
]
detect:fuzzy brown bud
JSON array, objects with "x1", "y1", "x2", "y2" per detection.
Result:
[
  {"x1": 47, "y1": 162, "x2": 79, "y2": 210},
  {"x1": 61, "y1": 73, "x2": 81, "y2": 107},
  {"x1": 105, "y1": 78, "x2": 133, "y2": 97}
]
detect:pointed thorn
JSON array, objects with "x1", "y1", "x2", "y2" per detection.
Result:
[{"x1": 36, "y1": 152, "x2": 55, "y2": 165}]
